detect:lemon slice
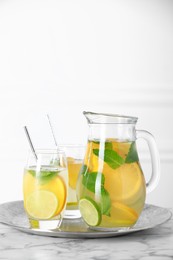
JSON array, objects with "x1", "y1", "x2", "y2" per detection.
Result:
[
  {"x1": 79, "y1": 197, "x2": 101, "y2": 226},
  {"x1": 26, "y1": 190, "x2": 59, "y2": 220},
  {"x1": 111, "y1": 202, "x2": 138, "y2": 223},
  {"x1": 104, "y1": 162, "x2": 143, "y2": 203},
  {"x1": 41, "y1": 176, "x2": 67, "y2": 216},
  {"x1": 112, "y1": 140, "x2": 131, "y2": 159},
  {"x1": 102, "y1": 202, "x2": 138, "y2": 227}
]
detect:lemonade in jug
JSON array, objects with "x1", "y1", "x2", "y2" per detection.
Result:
[{"x1": 77, "y1": 112, "x2": 160, "y2": 231}]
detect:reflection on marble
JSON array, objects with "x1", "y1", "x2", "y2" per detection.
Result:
[{"x1": 0, "y1": 210, "x2": 173, "y2": 260}]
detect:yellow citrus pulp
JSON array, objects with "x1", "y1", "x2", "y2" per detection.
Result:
[
  {"x1": 26, "y1": 190, "x2": 59, "y2": 220},
  {"x1": 24, "y1": 173, "x2": 67, "y2": 219},
  {"x1": 67, "y1": 157, "x2": 82, "y2": 189},
  {"x1": 78, "y1": 139, "x2": 146, "y2": 228},
  {"x1": 104, "y1": 162, "x2": 144, "y2": 203},
  {"x1": 102, "y1": 202, "x2": 138, "y2": 227},
  {"x1": 111, "y1": 140, "x2": 131, "y2": 159}
]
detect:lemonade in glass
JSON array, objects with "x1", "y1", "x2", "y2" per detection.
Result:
[
  {"x1": 23, "y1": 150, "x2": 68, "y2": 229},
  {"x1": 59, "y1": 145, "x2": 85, "y2": 219}
]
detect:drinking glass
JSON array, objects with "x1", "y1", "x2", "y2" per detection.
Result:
[
  {"x1": 59, "y1": 144, "x2": 85, "y2": 219},
  {"x1": 23, "y1": 149, "x2": 68, "y2": 230}
]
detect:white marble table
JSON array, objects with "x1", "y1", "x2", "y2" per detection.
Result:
[{"x1": 0, "y1": 210, "x2": 173, "y2": 260}]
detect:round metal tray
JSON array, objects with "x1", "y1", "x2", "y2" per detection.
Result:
[{"x1": 0, "y1": 201, "x2": 171, "y2": 238}]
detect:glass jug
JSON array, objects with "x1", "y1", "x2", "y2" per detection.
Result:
[{"x1": 77, "y1": 111, "x2": 160, "y2": 231}]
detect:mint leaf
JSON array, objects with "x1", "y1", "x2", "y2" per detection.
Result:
[
  {"x1": 28, "y1": 170, "x2": 35, "y2": 177},
  {"x1": 105, "y1": 142, "x2": 113, "y2": 150},
  {"x1": 82, "y1": 172, "x2": 105, "y2": 193},
  {"x1": 38, "y1": 172, "x2": 58, "y2": 185},
  {"x1": 101, "y1": 188, "x2": 111, "y2": 216},
  {"x1": 82, "y1": 170, "x2": 111, "y2": 216},
  {"x1": 93, "y1": 149, "x2": 124, "y2": 169},
  {"x1": 93, "y1": 140, "x2": 100, "y2": 144},
  {"x1": 28, "y1": 169, "x2": 58, "y2": 185},
  {"x1": 125, "y1": 142, "x2": 139, "y2": 163},
  {"x1": 80, "y1": 164, "x2": 88, "y2": 175},
  {"x1": 92, "y1": 140, "x2": 113, "y2": 150},
  {"x1": 40, "y1": 170, "x2": 56, "y2": 177}
]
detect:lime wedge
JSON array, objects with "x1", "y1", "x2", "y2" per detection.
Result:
[
  {"x1": 79, "y1": 197, "x2": 101, "y2": 226},
  {"x1": 26, "y1": 190, "x2": 59, "y2": 220}
]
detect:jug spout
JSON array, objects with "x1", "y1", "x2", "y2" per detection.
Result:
[{"x1": 83, "y1": 111, "x2": 138, "y2": 124}]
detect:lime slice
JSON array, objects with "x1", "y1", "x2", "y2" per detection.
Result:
[
  {"x1": 26, "y1": 190, "x2": 59, "y2": 220},
  {"x1": 79, "y1": 197, "x2": 101, "y2": 226}
]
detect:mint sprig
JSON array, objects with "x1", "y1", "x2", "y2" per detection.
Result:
[
  {"x1": 28, "y1": 169, "x2": 59, "y2": 185},
  {"x1": 82, "y1": 170, "x2": 111, "y2": 216},
  {"x1": 93, "y1": 149, "x2": 124, "y2": 169},
  {"x1": 101, "y1": 188, "x2": 111, "y2": 216},
  {"x1": 92, "y1": 140, "x2": 113, "y2": 150},
  {"x1": 125, "y1": 142, "x2": 139, "y2": 163},
  {"x1": 82, "y1": 172, "x2": 104, "y2": 193},
  {"x1": 105, "y1": 142, "x2": 113, "y2": 150},
  {"x1": 79, "y1": 164, "x2": 88, "y2": 175}
]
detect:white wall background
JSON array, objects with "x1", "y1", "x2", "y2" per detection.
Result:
[{"x1": 0, "y1": 0, "x2": 173, "y2": 207}]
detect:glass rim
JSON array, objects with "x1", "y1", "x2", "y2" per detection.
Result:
[
  {"x1": 58, "y1": 144, "x2": 86, "y2": 148},
  {"x1": 28, "y1": 148, "x2": 66, "y2": 155},
  {"x1": 83, "y1": 111, "x2": 138, "y2": 124}
]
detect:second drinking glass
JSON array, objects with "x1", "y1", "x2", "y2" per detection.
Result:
[{"x1": 59, "y1": 144, "x2": 85, "y2": 219}]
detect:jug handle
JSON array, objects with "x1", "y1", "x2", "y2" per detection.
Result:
[{"x1": 136, "y1": 130, "x2": 160, "y2": 193}]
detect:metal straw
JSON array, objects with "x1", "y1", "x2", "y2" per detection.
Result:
[
  {"x1": 24, "y1": 126, "x2": 38, "y2": 160},
  {"x1": 47, "y1": 114, "x2": 59, "y2": 150}
]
